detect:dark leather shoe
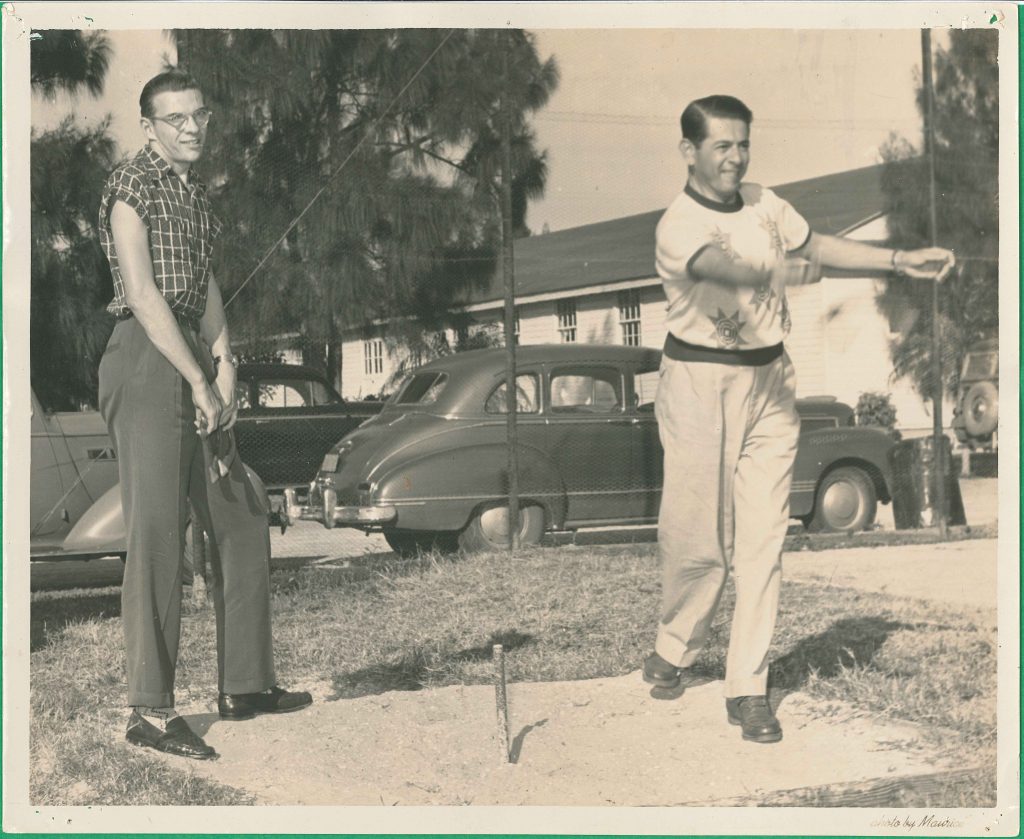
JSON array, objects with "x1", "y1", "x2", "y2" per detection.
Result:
[
  {"x1": 218, "y1": 685, "x2": 313, "y2": 721},
  {"x1": 726, "y1": 695, "x2": 783, "y2": 743},
  {"x1": 125, "y1": 710, "x2": 218, "y2": 760},
  {"x1": 642, "y1": 651, "x2": 683, "y2": 688}
]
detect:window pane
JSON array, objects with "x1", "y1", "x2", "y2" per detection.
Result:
[
  {"x1": 397, "y1": 372, "x2": 448, "y2": 405},
  {"x1": 799, "y1": 417, "x2": 839, "y2": 431},
  {"x1": 964, "y1": 352, "x2": 997, "y2": 379},
  {"x1": 235, "y1": 382, "x2": 252, "y2": 410},
  {"x1": 310, "y1": 381, "x2": 342, "y2": 406},
  {"x1": 550, "y1": 369, "x2": 621, "y2": 413},
  {"x1": 258, "y1": 382, "x2": 310, "y2": 408},
  {"x1": 485, "y1": 375, "x2": 539, "y2": 414}
]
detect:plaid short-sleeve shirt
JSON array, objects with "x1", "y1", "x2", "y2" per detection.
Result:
[{"x1": 99, "y1": 146, "x2": 223, "y2": 320}]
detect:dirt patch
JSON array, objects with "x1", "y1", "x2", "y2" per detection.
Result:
[{"x1": 161, "y1": 673, "x2": 958, "y2": 806}]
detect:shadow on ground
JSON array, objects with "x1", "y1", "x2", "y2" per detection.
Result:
[
  {"x1": 31, "y1": 590, "x2": 122, "y2": 652},
  {"x1": 328, "y1": 629, "x2": 536, "y2": 700},
  {"x1": 769, "y1": 616, "x2": 912, "y2": 699}
]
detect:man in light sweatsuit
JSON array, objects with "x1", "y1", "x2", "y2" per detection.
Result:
[{"x1": 643, "y1": 94, "x2": 954, "y2": 743}]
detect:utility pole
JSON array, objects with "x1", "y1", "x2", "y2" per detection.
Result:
[
  {"x1": 499, "y1": 40, "x2": 521, "y2": 550},
  {"x1": 921, "y1": 28, "x2": 948, "y2": 537}
]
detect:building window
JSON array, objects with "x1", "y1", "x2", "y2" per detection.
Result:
[
  {"x1": 618, "y1": 290, "x2": 641, "y2": 347},
  {"x1": 556, "y1": 299, "x2": 577, "y2": 343},
  {"x1": 363, "y1": 339, "x2": 384, "y2": 375},
  {"x1": 514, "y1": 308, "x2": 521, "y2": 346}
]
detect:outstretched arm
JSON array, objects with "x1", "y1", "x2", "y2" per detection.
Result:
[{"x1": 793, "y1": 232, "x2": 955, "y2": 281}]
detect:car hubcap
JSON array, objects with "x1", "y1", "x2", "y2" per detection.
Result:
[
  {"x1": 969, "y1": 398, "x2": 989, "y2": 424},
  {"x1": 822, "y1": 481, "x2": 860, "y2": 529},
  {"x1": 479, "y1": 506, "x2": 528, "y2": 545}
]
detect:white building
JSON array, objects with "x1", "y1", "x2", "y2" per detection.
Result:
[{"x1": 339, "y1": 164, "x2": 950, "y2": 435}]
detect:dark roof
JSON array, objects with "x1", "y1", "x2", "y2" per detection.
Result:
[{"x1": 461, "y1": 163, "x2": 887, "y2": 307}]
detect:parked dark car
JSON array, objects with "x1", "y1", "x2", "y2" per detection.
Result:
[
  {"x1": 233, "y1": 363, "x2": 384, "y2": 490},
  {"x1": 286, "y1": 345, "x2": 897, "y2": 553},
  {"x1": 30, "y1": 363, "x2": 382, "y2": 560},
  {"x1": 951, "y1": 338, "x2": 998, "y2": 450}
]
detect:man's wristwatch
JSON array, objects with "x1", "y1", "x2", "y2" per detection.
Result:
[
  {"x1": 891, "y1": 249, "x2": 906, "y2": 276},
  {"x1": 214, "y1": 351, "x2": 239, "y2": 369}
]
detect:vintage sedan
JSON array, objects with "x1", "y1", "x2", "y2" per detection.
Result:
[
  {"x1": 30, "y1": 363, "x2": 382, "y2": 560},
  {"x1": 286, "y1": 345, "x2": 897, "y2": 553}
]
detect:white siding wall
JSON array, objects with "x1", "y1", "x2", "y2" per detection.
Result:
[
  {"x1": 339, "y1": 334, "x2": 393, "y2": 399},
  {"x1": 640, "y1": 285, "x2": 669, "y2": 348},
  {"x1": 784, "y1": 283, "x2": 827, "y2": 396},
  {"x1": 517, "y1": 300, "x2": 556, "y2": 345},
  {"x1": 823, "y1": 216, "x2": 954, "y2": 434}
]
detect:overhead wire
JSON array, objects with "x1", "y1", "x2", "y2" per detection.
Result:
[{"x1": 224, "y1": 28, "x2": 458, "y2": 309}]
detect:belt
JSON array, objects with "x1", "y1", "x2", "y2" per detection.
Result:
[{"x1": 663, "y1": 332, "x2": 783, "y2": 367}]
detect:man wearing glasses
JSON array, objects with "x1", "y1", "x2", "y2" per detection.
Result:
[{"x1": 97, "y1": 71, "x2": 311, "y2": 760}]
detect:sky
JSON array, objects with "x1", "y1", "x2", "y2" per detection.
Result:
[{"x1": 32, "y1": 27, "x2": 937, "y2": 234}]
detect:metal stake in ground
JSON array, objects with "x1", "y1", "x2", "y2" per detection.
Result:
[{"x1": 493, "y1": 644, "x2": 511, "y2": 763}]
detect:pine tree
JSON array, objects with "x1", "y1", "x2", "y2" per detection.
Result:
[
  {"x1": 169, "y1": 29, "x2": 558, "y2": 386},
  {"x1": 30, "y1": 31, "x2": 117, "y2": 410},
  {"x1": 877, "y1": 29, "x2": 998, "y2": 400}
]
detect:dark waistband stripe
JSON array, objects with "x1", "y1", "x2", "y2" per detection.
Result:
[{"x1": 663, "y1": 332, "x2": 784, "y2": 366}]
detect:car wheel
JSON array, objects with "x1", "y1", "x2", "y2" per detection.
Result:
[
  {"x1": 808, "y1": 466, "x2": 877, "y2": 533},
  {"x1": 384, "y1": 529, "x2": 460, "y2": 556},
  {"x1": 457, "y1": 502, "x2": 545, "y2": 553},
  {"x1": 963, "y1": 381, "x2": 998, "y2": 438}
]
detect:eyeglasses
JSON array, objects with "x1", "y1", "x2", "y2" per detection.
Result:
[{"x1": 151, "y1": 107, "x2": 213, "y2": 131}]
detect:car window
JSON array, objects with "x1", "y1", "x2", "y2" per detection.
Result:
[
  {"x1": 396, "y1": 372, "x2": 448, "y2": 405},
  {"x1": 235, "y1": 382, "x2": 252, "y2": 410},
  {"x1": 963, "y1": 352, "x2": 997, "y2": 380},
  {"x1": 254, "y1": 378, "x2": 342, "y2": 408},
  {"x1": 634, "y1": 366, "x2": 659, "y2": 412},
  {"x1": 257, "y1": 381, "x2": 312, "y2": 408},
  {"x1": 308, "y1": 381, "x2": 343, "y2": 406},
  {"x1": 485, "y1": 374, "x2": 539, "y2": 414},
  {"x1": 800, "y1": 416, "x2": 839, "y2": 431},
  {"x1": 550, "y1": 368, "x2": 622, "y2": 413}
]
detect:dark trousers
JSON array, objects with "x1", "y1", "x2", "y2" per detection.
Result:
[{"x1": 98, "y1": 317, "x2": 275, "y2": 707}]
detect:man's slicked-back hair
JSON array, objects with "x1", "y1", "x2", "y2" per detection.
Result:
[
  {"x1": 140, "y1": 70, "x2": 202, "y2": 119},
  {"x1": 680, "y1": 95, "x2": 753, "y2": 146}
]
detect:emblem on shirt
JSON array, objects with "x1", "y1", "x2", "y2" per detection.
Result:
[
  {"x1": 750, "y1": 281, "x2": 776, "y2": 313},
  {"x1": 709, "y1": 228, "x2": 741, "y2": 262},
  {"x1": 760, "y1": 216, "x2": 786, "y2": 259},
  {"x1": 708, "y1": 308, "x2": 748, "y2": 348}
]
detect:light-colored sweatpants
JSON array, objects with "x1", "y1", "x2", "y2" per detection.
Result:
[
  {"x1": 98, "y1": 316, "x2": 276, "y2": 708},
  {"x1": 653, "y1": 352, "x2": 799, "y2": 698}
]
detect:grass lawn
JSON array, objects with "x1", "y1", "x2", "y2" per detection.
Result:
[{"x1": 30, "y1": 542, "x2": 996, "y2": 806}]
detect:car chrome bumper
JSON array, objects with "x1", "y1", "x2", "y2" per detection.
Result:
[{"x1": 282, "y1": 487, "x2": 396, "y2": 530}]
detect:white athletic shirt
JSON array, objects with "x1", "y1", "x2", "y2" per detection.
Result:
[{"x1": 655, "y1": 182, "x2": 811, "y2": 350}]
